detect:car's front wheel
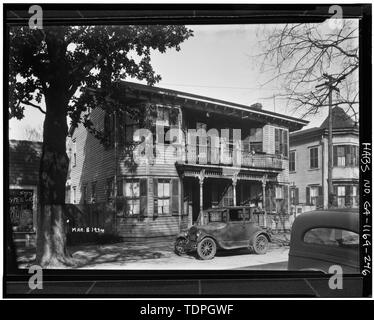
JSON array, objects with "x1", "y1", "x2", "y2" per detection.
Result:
[
  {"x1": 174, "y1": 237, "x2": 188, "y2": 255},
  {"x1": 197, "y1": 237, "x2": 217, "y2": 260},
  {"x1": 253, "y1": 234, "x2": 269, "y2": 254}
]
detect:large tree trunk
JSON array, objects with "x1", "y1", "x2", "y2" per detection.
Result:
[
  {"x1": 36, "y1": 93, "x2": 72, "y2": 268},
  {"x1": 35, "y1": 32, "x2": 74, "y2": 268}
]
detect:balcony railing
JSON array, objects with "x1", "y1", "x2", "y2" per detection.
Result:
[{"x1": 177, "y1": 145, "x2": 283, "y2": 170}]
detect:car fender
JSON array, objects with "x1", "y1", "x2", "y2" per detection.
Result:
[
  {"x1": 197, "y1": 233, "x2": 221, "y2": 248},
  {"x1": 249, "y1": 229, "x2": 271, "y2": 246}
]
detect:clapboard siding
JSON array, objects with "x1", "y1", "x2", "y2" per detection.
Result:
[
  {"x1": 67, "y1": 100, "x2": 294, "y2": 237},
  {"x1": 117, "y1": 216, "x2": 180, "y2": 237},
  {"x1": 68, "y1": 108, "x2": 115, "y2": 204}
]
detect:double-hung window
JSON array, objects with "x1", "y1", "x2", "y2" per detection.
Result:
[
  {"x1": 310, "y1": 147, "x2": 319, "y2": 169},
  {"x1": 157, "y1": 180, "x2": 170, "y2": 214},
  {"x1": 125, "y1": 180, "x2": 140, "y2": 215}
]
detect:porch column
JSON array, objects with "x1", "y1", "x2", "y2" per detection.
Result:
[
  {"x1": 232, "y1": 174, "x2": 238, "y2": 206},
  {"x1": 262, "y1": 176, "x2": 267, "y2": 228},
  {"x1": 198, "y1": 170, "x2": 205, "y2": 223}
]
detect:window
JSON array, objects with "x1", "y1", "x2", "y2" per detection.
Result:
[
  {"x1": 229, "y1": 209, "x2": 244, "y2": 222},
  {"x1": 91, "y1": 182, "x2": 96, "y2": 203},
  {"x1": 222, "y1": 185, "x2": 234, "y2": 206},
  {"x1": 275, "y1": 186, "x2": 284, "y2": 199},
  {"x1": 310, "y1": 186, "x2": 319, "y2": 205},
  {"x1": 337, "y1": 146, "x2": 346, "y2": 166},
  {"x1": 275, "y1": 128, "x2": 288, "y2": 157},
  {"x1": 157, "y1": 180, "x2": 170, "y2": 214},
  {"x1": 304, "y1": 228, "x2": 359, "y2": 250},
  {"x1": 352, "y1": 186, "x2": 358, "y2": 207},
  {"x1": 289, "y1": 151, "x2": 296, "y2": 172},
  {"x1": 72, "y1": 139, "x2": 77, "y2": 167},
  {"x1": 337, "y1": 186, "x2": 346, "y2": 208},
  {"x1": 157, "y1": 106, "x2": 170, "y2": 126},
  {"x1": 333, "y1": 145, "x2": 359, "y2": 167},
  {"x1": 290, "y1": 187, "x2": 299, "y2": 205},
  {"x1": 249, "y1": 128, "x2": 263, "y2": 153},
  {"x1": 125, "y1": 180, "x2": 140, "y2": 215},
  {"x1": 309, "y1": 147, "x2": 319, "y2": 169},
  {"x1": 208, "y1": 211, "x2": 225, "y2": 223},
  {"x1": 250, "y1": 142, "x2": 263, "y2": 153}
]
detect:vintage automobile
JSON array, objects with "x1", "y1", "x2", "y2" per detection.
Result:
[
  {"x1": 174, "y1": 206, "x2": 271, "y2": 260},
  {"x1": 288, "y1": 208, "x2": 359, "y2": 273}
]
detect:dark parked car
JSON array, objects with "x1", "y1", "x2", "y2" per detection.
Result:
[
  {"x1": 288, "y1": 209, "x2": 359, "y2": 273},
  {"x1": 174, "y1": 206, "x2": 271, "y2": 260}
]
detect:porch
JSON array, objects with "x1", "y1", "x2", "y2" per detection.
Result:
[{"x1": 177, "y1": 164, "x2": 290, "y2": 229}]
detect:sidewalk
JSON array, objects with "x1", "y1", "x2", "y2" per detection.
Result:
[{"x1": 16, "y1": 234, "x2": 290, "y2": 270}]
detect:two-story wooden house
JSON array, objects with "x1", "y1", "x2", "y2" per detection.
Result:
[
  {"x1": 67, "y1": 81, "x2": 307, "y2": 238},
  {"x1": 289, "y1": 106, "x2": 359, "y2": 214}
]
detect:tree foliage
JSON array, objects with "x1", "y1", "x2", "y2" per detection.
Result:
[
  {"x1": 8, "y1": 25, "x2": 193, "y2": 267},
  {"x1": 257, "y1": 20, "x2": 359, "y2": 120},
  {"x1": 9, "y1": 25, "x2": 193, "y2": 129}
]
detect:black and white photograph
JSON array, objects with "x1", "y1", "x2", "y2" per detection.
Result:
[{"x1": 3, "y1": 3, "x2": 372, "y2": 299}]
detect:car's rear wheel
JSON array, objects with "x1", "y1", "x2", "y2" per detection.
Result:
[
  {"x1": 253, "y1": 234, "x2": 269, "y2": 254},
  {"x1": 197, "y1": 237, "x2": 217, "y2": 260},
  {"x1": 174, "y1": 238, "x2": 188, "y2": 255}
]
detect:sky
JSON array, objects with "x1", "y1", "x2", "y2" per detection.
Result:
[{"x1": 9, "y1": 23, "x2": 350, "y2": 141}]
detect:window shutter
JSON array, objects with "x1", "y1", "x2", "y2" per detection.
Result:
[
  {"x1": 275, "y1": 128, "x2": 280, "y2": 154},
  {"x1": 140, "y1": 178, "x2": 148, "y2": 217},
  {"x1": 283, "y1": 130, "x2": 288, "y2": 157},
  {"x1": 332, "y1": 186, "x2": 338, "y2": 207},
  {"x1": 317, "y1": 186, "x2": 323, "y2": 208},
  {"x1": 345, "y1": 145, "x2": 351, "y2": 167},
  {"x1": 295, "y1": 188, "x2": 299, "y2": 205},
  {"x1": 171, "y1": 179, "x2": 179, "y2": 215},
  {"x1": 306, "y1": 187, "x2": 310, "y2": 205},
  {"x1": 333, "y1": 146, "x2": 338, "y2": 166},
  {"x1": 153, "y1": 178, "x2": 158, "y2": 217},
  {"x1": 345, "y1": 185, "x2": 351, "y2": 207}
]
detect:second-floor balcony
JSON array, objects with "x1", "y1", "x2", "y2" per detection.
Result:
[{"x1": 176, "y1": 144, "x2": 283, "y2": 170}]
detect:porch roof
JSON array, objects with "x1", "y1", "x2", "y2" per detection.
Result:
[{"x1": 175, "y1": 163, "x2": 279, "y2": 182}]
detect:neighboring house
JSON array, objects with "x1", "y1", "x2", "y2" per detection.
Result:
[
  {"x1": 67, "y1": 81, "x2": 308, "y2": 237},
  {"x1": 289, "y1": 107, "x2": 359, "y2": 214},
  {"x1": 9, "y1": 140, "x2": 42, "y2": 234}
]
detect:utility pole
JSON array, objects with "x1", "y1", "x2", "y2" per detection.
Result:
[{"x1": 316, "y1": 73, "x2": 344, "y2": 208}]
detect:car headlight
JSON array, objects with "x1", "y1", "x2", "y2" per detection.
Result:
[{"x1": 196, "y1": 230, "x2": 202, "y2": 238}]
